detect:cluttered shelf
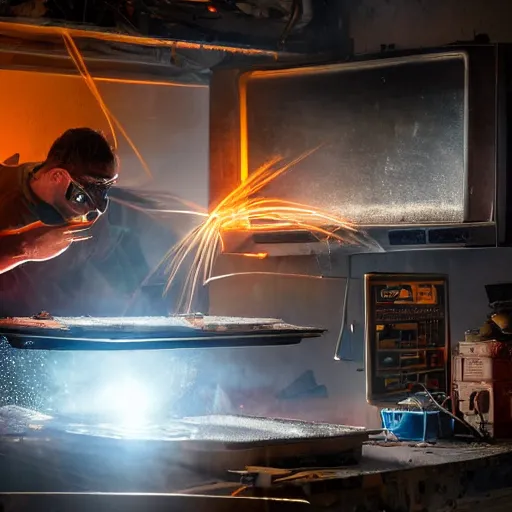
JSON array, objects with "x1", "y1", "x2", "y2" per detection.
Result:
[
  {"x1": 376, "y1": 281, "x2": 512, "y2": 446},
  {"x1": 376, "y1": 368, "x2": 443, "y2": 376},
  {"x1": 364, "y1": 274, "x2": 449, "y2": 405}
]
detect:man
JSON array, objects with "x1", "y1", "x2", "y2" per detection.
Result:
[{"x1": 0, "y1": 128, "x2": 118, "y2": 274}]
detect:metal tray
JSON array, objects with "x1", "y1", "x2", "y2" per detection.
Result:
[
  {"x1": 0, "y1": 316, "x2": 325, "y2": 350},
  {"x1": 0, "y1": 493, "x2": 310, "y2": 512},
  {"x1": 0, "y1": 408, "x2": 367, "y2": 476}
]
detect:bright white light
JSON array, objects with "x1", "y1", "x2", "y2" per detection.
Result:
[{"x1": 97, "y1": 378, "x2": 154, "y2": 426}]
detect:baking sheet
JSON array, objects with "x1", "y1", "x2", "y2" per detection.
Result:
[
  {"x1": 59, "y1": 414, "x2": 367, "y2": 446},
  {"x1": 0, "y1": 407, "x2": 366, "y2": 445},
  {"x1": 0, "y1": 316, "x2": 325, "y2": 350},
  {"x1": 0, "y1": 407, "x2": 367, "y2": 472},
  {"x1": 0, "y1": 494, "x2": 311, "y2": 512}
]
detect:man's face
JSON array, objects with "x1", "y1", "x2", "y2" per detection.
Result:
[{"x1": 48, "y1": 168, "x2": 117, "y2": 223}]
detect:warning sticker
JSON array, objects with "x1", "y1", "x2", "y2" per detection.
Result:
[{"x1": 464, "y1": 358, "x2": 485, "y2": 381}]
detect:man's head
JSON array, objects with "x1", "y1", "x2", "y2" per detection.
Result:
[{"x1": 30, "y1": 128, "x2": 118, "y2": 223}]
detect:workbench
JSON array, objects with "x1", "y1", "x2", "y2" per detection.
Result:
[
  {"x1": 1, "y1": 408, "x2": 512, "y2": 511},
  {"x1": 232, "y1": 441, "x2": 512, "y2": 511}
]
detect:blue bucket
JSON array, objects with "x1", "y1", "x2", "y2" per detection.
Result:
[{"x1": 381, "y1": 409, "x2": 443, "y2": 442}]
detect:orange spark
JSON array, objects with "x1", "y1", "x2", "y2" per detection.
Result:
[
  {"x1": 163, "y1": 149, "x2": 380, "y2": 313},
  {"x1": 204, "y1": 272, "x2": 329, "y2": 285},
  {"x1": 3, "y1": 25, "x2": 376, "y2": 315},
  {"x1": 61, "y1": 32, "x2": 211, "y2": 215},
  {"x1": 62, "y1": 31, "x2": 153, "y2": 180}
]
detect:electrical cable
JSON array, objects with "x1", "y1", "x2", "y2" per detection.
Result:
[{"x1": 416, "y1": 383, "x2": 486, "y2": 440}]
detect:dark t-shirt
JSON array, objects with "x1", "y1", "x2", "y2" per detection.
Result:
[
  {"x1": 0, "y1": 162, "x2": 40, "y2": 231},
  {"x1": 0, "y1": 162, "x2": 66, "y2": 231}
]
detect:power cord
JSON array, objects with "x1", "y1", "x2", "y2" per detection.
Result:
[{"x1": 415, "y1": 383, "x2": 486, "y2": 440}]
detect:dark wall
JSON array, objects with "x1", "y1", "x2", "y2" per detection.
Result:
[{"x1": 349, "y1": 0, "x2": 512, "y2": 53}]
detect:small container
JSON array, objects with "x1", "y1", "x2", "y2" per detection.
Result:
[
  {"x1": 438, "y1": 413, "x2": 455, "y2": 439},
  {"x1": 381, "y1": 409, "x2": 441, "y2": 442},
  {"x1": 464, "y1": 329, "x2": 482, "y2": 343},
  {"x1": 458, "y1": 341, "x2": 496, "y2": 357}
]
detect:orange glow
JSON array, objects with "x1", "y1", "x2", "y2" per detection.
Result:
[
  {"x1": 0, "y1": 22, "x2": 374, "y2": 314},
  {"x1": 0, "y1": 70, "x2": 119, "y2": 164},
  {"x1": 0, "y1": 21, "x2": 279, "y2": 57},
  {"x1": 239, "y1": 252, "x2": 268, "y2": 259},
  {"x1": 0, "y1": 219, "x2": 92, "y2": 237},
  {"x1": 162, "y1": 149, "x2": 380, "y2": 312},
  {"x1": 0, "y1": 32, "x2": 154, "y2": 181},
  {"x1": 207, "y1": 4, "x2": 218, "y2": 13},
  {"x1": 1, "y1": 22, "x2": 259, "y2": 187},
  {"x1": 0, "y1": 68, "x2": 207, "y2": 166},
  {"x1": 61, "y1": 31, "x2": 118, "y2": 150},
  {"x1": 89, "y1": 77, "x2": 206, "y2": 88},
  {"x1": 239, "y1": 74, "x2": 249, "y2": 182},
  {"x1": 0, "y1": 220, "x2": 51, "y2": 236}
]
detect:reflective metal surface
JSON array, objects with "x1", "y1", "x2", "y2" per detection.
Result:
[
  {"x1": 0, "y1": 493, "x2": 310, "y2": 512},
  {"x1": 0, "y1": 406, "x2": 367, "y2": 484},
  {"x1": 0, "y1": 406, "x2": 366, "y2": 444},
  {"x1": 0, "y1": 316, "x2": 324, "y2": 350},
  {"x1": 243, "y1": 54, "x2": 467, "y2": 225}
]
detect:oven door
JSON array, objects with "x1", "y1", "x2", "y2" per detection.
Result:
[{"x1": 210, "y1": 46, "x2": 499, "y2": 256}]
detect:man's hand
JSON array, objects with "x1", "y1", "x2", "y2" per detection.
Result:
[
  {"x1": 0, "y1": 221, "x2": 93, "y2": 274},
  {"x1": 18, "y1": 222, "x2": 93, "y2": 262}
]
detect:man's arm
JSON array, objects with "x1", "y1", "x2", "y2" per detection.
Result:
[
  {"x1": 0, "y1": 234, "x2": 26, "y2": 274},
  {"x1": 0, "y1": 222, "x2": 92, "y2": 274},
  {"x1": 0, "y1": 222, "x2": 36, "y2": 274}
]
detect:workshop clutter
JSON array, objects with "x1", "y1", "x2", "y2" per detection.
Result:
[{"x1": 452, "y1": 282, "x2": 512, "y2": 439}]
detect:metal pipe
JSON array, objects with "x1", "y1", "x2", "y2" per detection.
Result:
[{"x1": 334, "y1": 255, "x2": 352, "y2": 361}]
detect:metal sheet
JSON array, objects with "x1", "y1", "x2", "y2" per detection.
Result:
[
  {"x1": 0, "y1": 407, "x2": 366, "y2": 445},
  {"x1": 61, "y1": 414, "x2": 367, "y2": 445},
  {"x1": 0, "y1": 493, "x2": 310, "y2": 512},
  {"x1": 0, "y1": 316, "x2": 324, "y2": 351},
  {"x1": 0, "y1": 407, "x2": 367, "y2": 474}
]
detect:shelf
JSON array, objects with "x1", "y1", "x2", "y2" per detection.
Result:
[
  {"x1": 365, "y1": 273, "x2": 449, "y2": 405},
  {"x1": 377, "y1": 347, "x2": 445, "y2": 352},
  {"x1": 373, "y1": 314, "x2": 445, "y2": 318},
  {"x1": 376, "y1": 368, "x2": 445, "y2": 377},
  {"x1": 378, "y1": 364, "x2": 426, "y2": 371}
]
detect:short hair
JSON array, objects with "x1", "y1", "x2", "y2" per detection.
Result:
[{"x1": 45, "y1": 128, "x2": 117, "y2": 180}]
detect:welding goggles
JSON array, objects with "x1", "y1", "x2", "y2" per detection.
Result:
[{"x1": 66, "y1": 174, "x2": 118, "y2": 217}]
